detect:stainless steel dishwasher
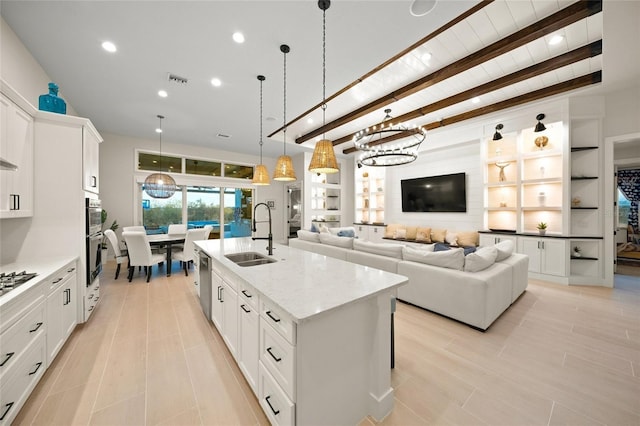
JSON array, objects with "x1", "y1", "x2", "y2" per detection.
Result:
[{"x1": 198, "y1": 252, "x2": 212, "y2": 321}]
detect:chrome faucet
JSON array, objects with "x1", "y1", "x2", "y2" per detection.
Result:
[{"x1": 252, "y1": 202, "x2": 273, "y2": 255}]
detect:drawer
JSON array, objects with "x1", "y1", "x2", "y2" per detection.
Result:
[
  {"x1": 260, "y1": 299, "x2": 296, "y2": 345},
  {"x1": 260, "y1": 319, "x2": 296, "y2": 401},
  {"x1": 0, "y1": 299, "x2": 45, "y2": 379},
  {"x1": 238, "y1": 281, "x2": 259, "y2": 310},
  {"x1": 258, "y1": 361, "x2": 295, "y2": 426},
  {"x1": 47, "y1": 262, "x2": 77, "y2": 294},
  {"x1": 0, "y1": 335, "x2": 46, "y2": 425}
]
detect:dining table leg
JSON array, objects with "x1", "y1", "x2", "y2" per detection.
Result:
[{"x1": 166, "y1": 244, "x2": 173, "y2": 276}]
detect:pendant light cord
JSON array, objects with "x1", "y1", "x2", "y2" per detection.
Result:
[
  {"x1": 158, "y1": 114, "x2": 164, "y2": 173},
  {"x1": 322, "y1": 6, "x2": 327, "y2": 140},
  {"x1": 283, "y1": 47, "x2": 287, "y2": 156},
  {"x1": 259, "y1": 77, "x2": 264, "y2": 163}
]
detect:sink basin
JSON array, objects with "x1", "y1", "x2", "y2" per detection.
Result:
[{"x1": 225, "y1": 252, "x2": 277, "y2": 267}]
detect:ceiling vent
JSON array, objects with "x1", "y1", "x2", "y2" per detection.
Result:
[
  {"x1": 167, "y1": 73, "x2": 188, "y2": 84},
  {"x1": 217, "y1": 133, "x2": 231, "y2": 138}
]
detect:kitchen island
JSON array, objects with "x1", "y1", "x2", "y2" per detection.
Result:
[{"x1": 195, "y1": 237, "x2": 407, "y2": 425}]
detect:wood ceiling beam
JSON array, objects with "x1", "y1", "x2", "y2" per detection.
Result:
[
  {"x1": 297, "y1": 0, "x2": 603, "y2": 145},
  {"x1": 335, "y1": 39, "x2": 602, "y2": 146},
  {"x1": 343, "y1": 71, "x2": 603, "y2": 154},
  {"x1": 267, "y1": 1, "x2": 495, "y2": 139}
]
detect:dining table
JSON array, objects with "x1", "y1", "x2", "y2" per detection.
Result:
[{"x1": 146, "y1": 233, "x2": 186, "y2": 277}]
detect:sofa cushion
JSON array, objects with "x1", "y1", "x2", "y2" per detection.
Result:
[
  {"x1": 495, "y1": 240, "x2": 514, "y2": 261},
  {"x1": 415, "y1": 227, "x2": 432, "y2": 243},
  {"x1": 354, "y1": 239, "x2": 404, "y2": 259},
  {"x1": 319, "y1": 233, "x2": 354, "y2": 249},
  {"x1": 402, "y1": 246, "x2": 464, "y2": 270},
  {"x1": 431, "y1": 228, "x2": 447, "y2": 243},
  {"x1": 464, "y1": 246, "x2": 498, "y2": 272},
  {"x1": 297, "y1": 229, "x2": 321, "y2": 242},
  {"x1": 457, "y1": 231, "x2": 479, "y2": 247},
  {"x1": 384, "y1": 223, "x2": 403, "y2": 239}
]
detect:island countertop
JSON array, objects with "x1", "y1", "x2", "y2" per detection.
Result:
[{"x1": 194, "y1": 237, "x2": 407, "y2": 323}]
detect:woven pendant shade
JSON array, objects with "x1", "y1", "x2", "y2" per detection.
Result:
[
  {"x1": 273, "y1": 155, "x2": 296, "y2": 181},
  {"x1": 252, "y1": 164, "x2": 270, "y2": 185},
  {"x1": 308, "y1": 139, "x2": 339, "y2": 174},
  {"x1": 144, "y1": 172, "x2": 177, "y2": 199}
]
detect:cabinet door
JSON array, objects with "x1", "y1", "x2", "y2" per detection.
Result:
[
  {"x1": 0, "y1": 93, "x2": 34, "y2": 218},
  {"x1": 211, "y1": 272, "x2": 224, "y2": 332},
  {"x1": 541, "y1": 239, "x2": 568, "y2": 277},
  {"x1": 82, "y1": 127, "x2": 99, "y2": 193},
  {"x1": 222, "y1": 281, "x2": 238, "y2": 359},
  {"x1": 238, "y1": 299, "x2": 259, "y2": 393},
  {"x1": 369, "y1": 226, "x2": 384, "y2": 243},
  {"x1": 62, "y1": 274, "x2": 78, "y2": 338},
  {"x1": 46, "y1": 283, "x2": 65, "y2": 364},
  {"x1": 519, "y1": 238, "x2": 542, "y2": 273},
  {"x1": 479, "y1": 234, "x2": 498, "y2": 246}
]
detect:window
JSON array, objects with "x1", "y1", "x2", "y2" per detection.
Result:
[
  {"x1": 136, "y1": 151, "x2": 253, "y2": 181},
  {"x1": 186, "y1": 159, "x2": 221, "y2": 177},
  {"x1": 618, "y1": 188, "x2": 631, "y2": 227},
  {"x1": 224, "y1": 163, "x2": 253, "y2": 180},
  {"x1": 139, "y1": 152, "x2": 183, "y2": 173},
  {"x1": 142, "y1": 188, "x2": 183, "y2": 233}
]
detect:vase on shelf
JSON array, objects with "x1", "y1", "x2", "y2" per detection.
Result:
[
  {"x1": 538, "y1": 192, "x2": 546, "y2": 207},
  {"x1": 538, "y1": 229, "x2": 546, "y2": 236}
]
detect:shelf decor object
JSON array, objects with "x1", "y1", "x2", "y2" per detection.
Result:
[
  {"x1": 273, "y1": 44, "x2": 297, "y2": 181},
  {"x1": 354, "y1": 108, "x2": 426, "y2": 167},
  {"x1": 537, "y1": 222, "x2": 547, "y2": 236},
  {"x1": 144, "y1": 115, "x2": 177, "y2": 199},
  {"x1": 308, "y1": 0, "x2": 339, "y2": 175},
  {"x1": 534, "y1": 135, "x2": 548, "y2": 150},
  {"x1": 252, "y1": 75, "x2": 270, "y2": 186},
  {"x1": 495, "y1": 161, "x2": 510, "y2": 182},
  {"x1": 38, "y1": 82, "x2": 66, "y2": 114}
]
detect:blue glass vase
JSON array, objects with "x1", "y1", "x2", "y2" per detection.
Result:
[{"x1": 39, "y1": 82, "x2": 66, "y2": 114}]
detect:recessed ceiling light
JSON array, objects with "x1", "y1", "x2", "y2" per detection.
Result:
[
  {"x1": 549, "y1": 34, "x2": 564, "y2": 45},
  {"x1": 155, "y1": 128, "x2": 162, "y2": 133},
  {"x1": 101, "y1": 41, "x2": 117, "y2": 53},
  {"x1": 410, "y1": 0, "x2": 437, "y2": 17},
  {"x1": 471, "y1": 97, "x2": 481, "y2": 104},
  {"x1": 232, "y1": 32, "x2": 245, "y2": 43},
  {"x1": 158, "y1": 90, "x2": 168, "y2": 98},
  {"x1": 307, "y1": 118, "x2": 314, "y2": 124},
  {"x1": 211, "y1": 78, "x2": 222, "y2": 87},
  {"x1": 421, "y1": 52, "x2": 432, "y2": 62}
]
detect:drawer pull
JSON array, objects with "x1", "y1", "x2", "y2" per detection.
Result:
[
  {"x1": 241, "y1": 289, "x2": 252, "y2": 298},
  {"x1": 0, "y1": 352, "x2": 14, "y2": 367},
  {"x1": 266, "y1": 347, "x2": 282, "y2": 362},
  {"x1": 28, "y1": 361, "x2": 43, "y2": 376},
  {"x1": 240, "y1": 304, "x2": 251, "y2": 313},
  {"x1": 52, "y1": 278, "x2": 63, "y2": 284},
  {"x1": 265, "y1": 395, "x2": 280, "y2": 416},
  {"x1": 265, "y1": 311, "x2": 281, "y2": 323},
  {"x1": 29, "y1": 322, "x2": 43, "y2": 333},
  {"x1": 67, "y1": 267, "x2": 76, "y2": 273},
  {"x1": 0, "y1": 402, "x2": 14, "y2": 421}
]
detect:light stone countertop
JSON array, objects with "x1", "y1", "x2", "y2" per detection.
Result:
[{"x1": 195, "y1": 237, "x2": 408, "y2": 323}]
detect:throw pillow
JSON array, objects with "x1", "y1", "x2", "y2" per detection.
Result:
[
  {"x1": 405, "y1": 226, "x2": 418, "y2": 240},
  {"x1": 329, "y1": 226, "x2": 356, "y2": 236},
  {"x1": 463, "y1": 246, "x2": 477, "y2": 256},
  {"x1": 456, "y1": 231, "x2": 479, "y2": 247},
  {"x1": 319, "y1": 224, "x2": 330, "y2": 233},
  {"x1": 395, "y1": 228, "x2": 407, "y2": 239},
  {"x1": 445, "y1": 231, "x2": 458, "y2": 245},
  {"x1": 431, "y1": 229, "x2": 447, "y2": 243},
  {"x1": 494, "y1": 240, "x2": 514, "y2": 261},
  {"x1": 464, "y1": 246, "x2": 498, "y2": 272},
  {"x1": 353, "y1": 239, "x2": 404, "y2": 259},
  {"x1": 297, "y1": 230, "x2": 321, "y2": 243},
  {"x1": 319, "y1": 233, "x2": 354, "y2": 249},
  {"x1": 384, "y1": 223, "x2": 402, "y2": 239},
  {"x1": 310, "y1": 223, "x2": 319, "y2": 233},
  {"x1": 434, "y1": 242, "x2": 451, "y2": 251},
  {"x1": 402, "y1": 246, "x2": 464, "y2": 270},
  {"x1": 337, "y1": 229, "x2": 356, "y2": 238},
  {"x1": 415, "y1": 227, "x2": 432, "y2": 243}
]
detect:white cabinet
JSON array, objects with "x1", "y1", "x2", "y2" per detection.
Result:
[
  {"x1": 237, "y1": 282, "x2": 259, "y2": 393},
  {"x1": 518, "y1": 237, "x2": 567, "y2": 277},
  {"x1": 82, "y1": 126, "x2": 100, "y2": 193},
  {"x1": 354, "y1": 224, "x2": 385, "y2": 243},
  {"x1": 209, "y1": 268, "x2": 238, "y2": 359},
  {"x1": 46, "y1": 261, "x2": 78, "y2": 364},
  {"x1": 193, "y1": 249, "x2": 200, "y2": 297},
  {"x1": 210, "y1": 269, "x2": 224, "y2": 332},
  {"x1": 0, "y1": 92, "x2": 34, "y2": 219},
  {"x1": 479, "y1": 233, "x2": 517, "y2": 247}
]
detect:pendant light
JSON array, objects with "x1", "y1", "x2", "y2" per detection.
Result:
[
  {"x1": 273, "y1": 44, "x2": 297, "y2": 182},
  {"x1": 308, "y1": 0, "x2": 339, "y2": 175},
  {"x1": 144, "y1": 115, "x2": 177, "y2": 199},
  {"x1": 252, "y1": 75, "x2": 270, "y2": 185}
]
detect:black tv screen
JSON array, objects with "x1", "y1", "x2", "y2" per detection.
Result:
[{"x1": 401, "y1": 173, "x2": 466, "y2": 212}]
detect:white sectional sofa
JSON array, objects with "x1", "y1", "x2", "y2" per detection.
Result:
[{"x1": 290, "y1": 229, "x2": 528, "y2": 330}]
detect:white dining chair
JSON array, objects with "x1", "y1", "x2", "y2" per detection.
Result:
[
  {"x1": 171, "y1": 228, "x2": 208, "y2": 276},
  {"x1": 167, "y1": 224, "x2": 187, "y2": 236},
  {"x1": 202, "y1": 224, "x2": 214, "y2": 239},
  {"x1": 122, "y1": 225, "x2": 146, "y2": 233},
  {"x1": 122, "y1": 231, "x2": 165, "y2": 282},
  {"x1": 104, "y1": 229, "x2": 128, "y2": 279}
]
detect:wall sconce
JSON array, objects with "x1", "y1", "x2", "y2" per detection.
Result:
[
  {"x1": 493, "y1": 124, "x2": 503, "y2": 141},
  {"x1": 534, "y1": 113, "x2": 546, "y2": 132}
]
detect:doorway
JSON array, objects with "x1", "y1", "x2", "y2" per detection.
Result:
[{"x1": 287, "y1": 183, "x2": 302, "y2": 238}]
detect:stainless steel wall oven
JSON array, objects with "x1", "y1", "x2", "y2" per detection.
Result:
[{"x1": 86, "y1": 198, "x2": 102, "y2": 286}]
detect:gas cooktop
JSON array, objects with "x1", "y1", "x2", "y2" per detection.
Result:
[{"x1": 0, "y1": 271, "x2": 38, "y2": 296}]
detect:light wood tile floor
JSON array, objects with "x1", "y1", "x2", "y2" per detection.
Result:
[{"x1": 15, "y1": 261, "x2": 640, "y2": 425}]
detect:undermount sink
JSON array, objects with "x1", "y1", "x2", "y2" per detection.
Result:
[{"x1": 225, "y1": 252, "x2": 277, "y2": 267}]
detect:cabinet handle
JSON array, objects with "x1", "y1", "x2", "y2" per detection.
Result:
[
  {"x1": 265, "y1": 310, "x2": 281, "y2": 323},
  {"x1": 217, "y1": 286, "x2": 222, "y2": 301},
  {"x1": 91, "y1": 175, "x2": 97, "y2": 187},
  {"x1": 265, "y1": 396, "x2": 280, "y2": 416},
  {"x1": 0, "y1": 352, "x2": 14, "y2": 367},
  {"x1": 67, "y1": 267, "x2": 76, "y2": 273},
  {"x1": 53, "y1": 278, "x2": 63, "y2": 284},
  {"x1": 29, "y1": 322, "x2": 43, "y2": 333},
  {"x1": 220, "y1": 286, "x2": 224, "y2": 302},
  {"x1": 0, "y1": 402, "x2": 14, "y2": 421},
  {"x1": 241, "y1": 289, "x2": 252, "y2": 298},
  {"x1": 240, "y1": 304, "x2": 251, "y2": 313},
  {"x1": 266, "y1": 347, "x2": 282, "y2": 362},
  {"x1": 541, "y1": 241, "x2": 545, "y2": 250},
  {"x1": 28, "y1": 361, "x2": 43, "y2": 376},
  {"x1": 88, "y1": 305, "x2": 94, "y2": 312},
  {"x1": 9, "y1": 194, "x2": 20, "y2": 211}
]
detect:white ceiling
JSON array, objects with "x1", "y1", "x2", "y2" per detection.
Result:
[{"x1": 1, "y1": 1, "x2": 638, "y2": 160}]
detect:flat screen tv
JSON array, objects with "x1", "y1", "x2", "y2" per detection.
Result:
[{"x1": 401, "y1": 172, "x2": 466, "y2": 212}]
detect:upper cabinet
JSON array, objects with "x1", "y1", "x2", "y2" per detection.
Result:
[
  {"x1": 82, "y1": 126, "x2": 100, "y2": 194},
  {"x1": 0, "y1": 90, "x2": 35, "y2": 218}
]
